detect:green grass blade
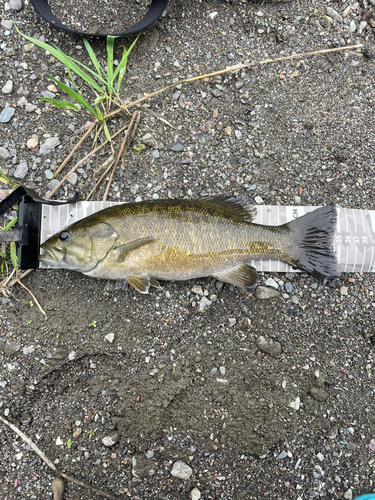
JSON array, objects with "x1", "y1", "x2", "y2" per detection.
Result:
[
  {"x1": 2, "y1": 217, "x2": 18, "y2": 231},
  {"x1": 113, "y1": 34, "x2": 139, "y2": 81},
  {"x1": 83, "y1": 38, "x2": 103, "y2": 80},
  {"x1": 0, "y1": 171, "x2": 18, "y2": 187},
  {"x1": 103, "y1": 120, "x2": 111, "y2": 142},
  {"x1": 47, "y1": 73, "x2": 97, "y2": 117},
  {"x1": 106, "y1": 36, "x2": 115, "y2": 93},
  {"x1": 38, "y1": 97, "x2": 81, "y2": 111},
  {"x1": 10, "y1": 242, "x2": 19, "y2": 269}
]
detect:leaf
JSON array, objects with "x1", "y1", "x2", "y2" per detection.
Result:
[
  {"x1": 95, "y1": 105, "x2": 103, "y2": 121},
  {"x1": 2, "y1": 217, "x2": 18, "y2": 231},
  {"x1": 83, "y1": 38, "x2": 104, "y2": 80},
  {"x1": 46, "y1": 73, "x2": 97, "y2": 117},
  {"x1": 38, "y1": 97, "x2": 81, "y2": 111},
  {"x1": 106, "y1": 36, "x2": 115, "y2": 93},
  {"x1": 94, "y1": 95, "x2": 107, "y2": 105},
  {"x1": 113, "y1": 34, "x2": 139, "y2": 87},
  {"x1": 103, "y1": 120, "x2": 111, "y2": 142}
]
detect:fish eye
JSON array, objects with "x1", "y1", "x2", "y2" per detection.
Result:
[{"x1": 59, "y1": 231, "x2": 70, "y2": 241}]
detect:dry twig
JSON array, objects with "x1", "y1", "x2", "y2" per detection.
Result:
[
  {"x1": 16, "y1": 278, "x2": 46, "y2": 317},
  {"x1": 0, "y1": 413, "x2": 122, "y2": 500}
]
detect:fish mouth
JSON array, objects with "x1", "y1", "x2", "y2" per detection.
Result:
[{"x1": 39, "y1": 243, "x2": 65, "y2": 265}]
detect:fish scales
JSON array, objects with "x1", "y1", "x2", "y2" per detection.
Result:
[{"x1": 39, "y1": 197, "x2": 341, "y2": 293}]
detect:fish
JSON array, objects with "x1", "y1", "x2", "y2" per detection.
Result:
[{"x1": 39, "y1": 197, "x2": 341, "y2": 293}]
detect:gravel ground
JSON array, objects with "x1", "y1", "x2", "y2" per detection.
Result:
[{"x1": 1, "y1": 0, "x2": 375, "y2": 499}]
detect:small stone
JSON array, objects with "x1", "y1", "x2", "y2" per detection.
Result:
[
  {"x1": 191, "y1": 284, "x2": 204, "y2": 296},
  {"x1": 51, "y1": 477, "x2": 65, "y2": 500},
  {"x1": 309, "y1": 386, "x2": 329, "y2": 401},
  {"x1": 224, "y1": 126, "x2": 232, "y2": 136},
  {"x1": 289, "y1": 396, "x2": 301, "y2": 410},
  {"x1": 284, "y1": 282, "x2": 293, "y2": 293},
  {"x1": 326, "y1": 7, "x2": 342, "y2": 22},
  {"x1": 344, "y1": 489, "x2": 353, "y2": 500},
  {"x1": 25, "y1": 103, "x2": 37, "y2": 112},
  {"x1": 0, "y1": 147, "x2": 11, "y2": 159},
  {"x1": 349, "y1": 21, "x2": 356, "y2": 32},
  {"x1": 67, "y1": 172, "x2": 78, "y2": 185},
  {"x1": 105, "y1": 333, "x2": 114, "y2": 343},
  {"x1": 55, "y1": 436, "x2": 63, "y2": 446},
  {"x1": 228, "y1": 317, "x2": 236, "y2": 327},
  {"x1": 265, "y1": 277, "x2": 278, "y2": 289},
  {"x1": 26, "y1": 135, "x2": 38, "y2": 149},
  {"x1": 191, "y1": 487, "x2": 201, "y2": 500},
  {"x1": 208, "y1": 11, "x2": 218, "y2": 20},
  {"x1": 278, "y1": 451, "x2": 287, "y2": 459},
  {"x1": 2, "y1": 80, "x2": 13, "y2": 94},
  {"x1": 254, "y1": 196, "x2": 263, "y2": 204},
  {"x1": 39, "y1": 137, "x2": 60, "y2": 155},
  {"x1": 294, "y1": 196, "x2": 301, "y2": 204},
  {"x1": 1, "y1": 20, "x2": 14, "y2": 30},
  {"x1": 198, "y1": 296, "x2": 212, "y2": 312},
  {"x1": 45, "y1": 169, "x2": 54, "y2": 180},
  {"x1": 47, "y1": 84, "x2": 58, "y2": 93},
  {"x1": 142, "y1": 133, "x2": 158, "y2": 148},
  {"x1": 256, "y1": 335, "x2": 281, "y2": 357},
  {"x1": 102, "y1": 431, "x2": 119, "y2": 447},
  {"x1": 171, "y1": 461, "x2": 192, "y2": 480},
  {"x1": 171, "y1": 143, "x2": 184, "y2": 152},
  {"x1": 73, "y1": 428, "x2": 82, "y2": 438},
  {"x1": 9, "y1": 0, "x2": 22, "y2": 10},
  {"x1": 340, "y1": 286, "x2": 348, "y2": 296},
  {"x1": 0, "y1": 107, "x2": 15, "y2": 123},
  {"x1": 316, "y1": 452, "x2": 325, "y2": 461},
  {"x1": 255, "y1": 286, "x2": 280, "y2": 300},
  {"x1": 46, "y1": 179, "x2": 60, "y2": 191},
  {"x1": 145, "y1": 450, "x2": 154, "y2": 459},
  {"x1": 14, "y1": 161, "x2": 28, "y2": 179}
]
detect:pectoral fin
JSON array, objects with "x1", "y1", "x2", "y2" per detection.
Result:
[
  {"x1": 116, "y1": 237, "x2": 155, "y2": 263},
  {"x1": 213, "y1": 263, "x2": 258, "y2": 288}
]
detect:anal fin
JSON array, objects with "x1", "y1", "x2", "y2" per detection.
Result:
[{"x1": 213, "y1": 263, "x2": 257, "y2": 288}]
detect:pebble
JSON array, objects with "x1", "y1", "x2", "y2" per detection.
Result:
[
  {"x1": 72, "y1": 428, "x2": 82, "y2": 438},
  {"x1": 191, "y1": 488, "x2": 201, "y2": 500},
  {"x1": 14, "y1": 161, "x2": 28, "y2": 179},
  {"x1": 255, "y1": 286, "x2": 280, "y2": 300},
  {"x1": 0, "y1": 107, "x2": 15, "y2": 123},
  {"x1": 344, "y1": 489, "x2": 353, "y2": 500},
  {"x1": 254, "y1": 196, "x2": 264, "y2": 204},
  {"x1": 1, "y1": 20, "x2": 14, "y2": 30},
  {"x1": 284, "y1": 282, "x2": 293, "y2": 293},
  {"x1": 316, "y1": 452, "x2": 325, "y2": 461},
  {"x1": 256, "y1": 335, "x2": 281, "y2": 357},
  {"x1": 51, "y1": 477, "x2": 65, "y2": 500},
  {"x1": 309, "y1": 386, "x2": 329, "y2": 401},
  {"x1": 349, "y1": 21, "x2": 356, "y2": 32},
  {"x1": 102, "y1": 431, "x2": 119, "y2": 447},
  {"x1": 0, "y1": 147, "x2": 11, "y2": 159},
  {"x1": 26, "y1": 135, "x2": 38, "y2": 149},
  {"x1": 67, "y1": 172, "x2": 78, "y2": 185},
  {"x1": 25, "y1": 103, "x2": 37, "y2": 112},
  {"x1": 198, "y1": 296, "x2": 212, "y2": 312},
  {"x1": 142, "y1": 133, "x2": 158, "y2": 148},
  {"x1": 46, "y1": 179, "x2": 60, "y2": 191},
  {"x1": 39, "y1": 137, "x2": 60, "y2": 155},
  {"x1": 45, "y1": 169, "x2": 54, "y2": 180},
  {"x1": 2, "y1": 80, "x2": 13, "y2": 94},
  {"x1": 9, "y1": 0, "x2": 22, "y2": 9},
  {"x1": 228, "y1": 317, "x2": 236, "y2": 327},
  {"x1": 326, "y1": 7, "x2": 342, "y2": 22},
  {"x1": 171, "y1": 143, "x2": 184, "y2": 152},
  {"x1": 265, "y1": 277, "x2": 278, "y2": 289},
  {"x1": 191, "y1": 284, "x2": 204, "y2": 296},
  {"x1": 104, "y1": 333, "x2": 114, "y2": 343},
  {"x1": 294, "y1": 196, "x2": 301, "y2": 204},
  {"x1": 278, "y1": 451, "x2": 287, "y2": 459},
  {"x1": 171, "y1": 460, "x2": 193, "y2": 480},
  {"x1": 289, "y1": 396, "x2": 301, "y2": 410},
  {"x1": 55, "y1": 436, "x2": 63, "y2": 446}
]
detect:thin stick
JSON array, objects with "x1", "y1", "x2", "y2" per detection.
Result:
[
  {"x1": 16, "y1": 278, "x2": 47, "y2": 317},
  {"x1": 135, "y1": 104, "x2": 176, "y2": 129},
  {"x1": 54, "y1": 120, "x2": 98, "y2": 178},
  {"x1": 86, "y1": 158, "x2": 115, "y2": 201},
  {"x1": 0, "y1": 414, "x2": 122, "y2": 500},
  {"x1": 7, "y1": 268, "x2": 33, "y2": 288},
  {"x1": 103, "y1": 111, "x2": 140, "y2": 202},
  {"x1": 46, "y1": 123, "x2": 129, "y2": 200},
  {"x1": 104, "y1": 43, "x2": 363, "y2": 120}
]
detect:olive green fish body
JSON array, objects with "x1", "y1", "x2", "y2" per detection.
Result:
[{"x1": 39, "y1": 197, "x2": 341, "y2": 293}]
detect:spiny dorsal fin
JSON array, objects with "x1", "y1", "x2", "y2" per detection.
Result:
[
  {"x1": 189, "y1": 196, "x2": 257, "y2": 224},
  {"x1": 116, "y1": 237, "x2": 155, "y2": 263},
  {"x1": 213, "y1": 263, "x2": 258, "y2": 288}
]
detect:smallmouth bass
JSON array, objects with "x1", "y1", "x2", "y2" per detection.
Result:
[{"x1": 39, "y1": 197, "x2": 341, "y2": 293}]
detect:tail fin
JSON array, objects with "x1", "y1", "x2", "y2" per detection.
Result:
[{"x1": 286, "y1": 206, "x2": 341, "y2": 279}]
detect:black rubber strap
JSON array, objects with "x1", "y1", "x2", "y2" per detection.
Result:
[
  {"x1": 29, "y1": 0, "x2": 168, "y2": 38},
  {"x1": 0, "y1": 186, "x2": 79, "y2": 217}
]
